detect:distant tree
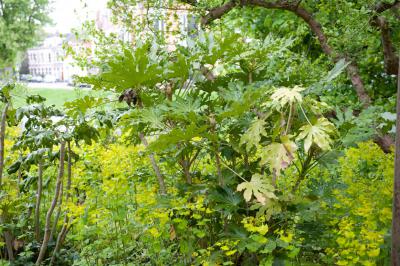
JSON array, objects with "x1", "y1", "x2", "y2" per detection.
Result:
[
  {"x1": 0, "y1": 0, "x2": 51, "y2": 69},
  {"x1": 19, "y1": 54, "x2": 30, "y2": 75}
]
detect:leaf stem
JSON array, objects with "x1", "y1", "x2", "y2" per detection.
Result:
[
  {"x1": 299, "y1": 103, "x2": 312, "y2": 125},
  {"x1": 219, "y1": 156, "x2": 248, "y2": 183}
]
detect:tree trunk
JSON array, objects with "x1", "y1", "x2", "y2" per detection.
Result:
[
  {"x1": 138, "y1": 133, "x2": 167, "y2": 195},
  {"x1": 0, "y1": 215, "x2": 14, "y2": 261},
  {"x1": 34, "y1": 162, "x2": 43, "y2": 242},
  {"x1": 36, "y1": 142, "x2": 66, "y2": 265},
  {"x1": 392, "y1": 57, "x2": 400, "y2": 265},
  {"x1": 180, "y1": 157, "x2": 192, "y2": 184}
]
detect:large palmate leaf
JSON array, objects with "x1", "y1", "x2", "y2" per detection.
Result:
[
  {"x1": 73, "y1": 123, "x2": 100, "y2": 145},
  {"x1": 140, "y1": 107, "x2": 165, "y2": 129},
  {"x1": 259, "y1": 137, "x2": 297, "y2": 175},
  {"x1": 240, "y1": 118, "x2": 268, "y2": 151},
  {"x1": 219, "y1": 83, "x2": 267, "y2": 119},
  {"x1": 167, "y1": 95, "x2": 203, "y2": 116},
  {"x1": 219, "y1": 83, "x2": 268, "y2": 119},
  {"x1": 297, "y1": 117, "x2": 336, "y2": 152},
  {"x1": 88, "y1": 42, "x2": 165, "y2": 91},
  {"x1": 250, "y1": 199, "x2": 282, "y2": 220},
  {"x1": 64, "y1": 96, "x2": 104, "y2": 119},
  {"x1": 208, "y1": 186, "x2": 242, "y2": 214},
  {"x1": 271, "y1": 86, "x2": 304, "y2": 109},
  {"x1": 237, "y1": 174, "x2": 277, "y2": 205},
  {"x1": 148, "y1": 124, "x2": 208, "y2": 152}
]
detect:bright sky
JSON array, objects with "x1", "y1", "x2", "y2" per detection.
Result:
[{"x1": 46, "y1": 0, "x2": 108, "y2": 33}]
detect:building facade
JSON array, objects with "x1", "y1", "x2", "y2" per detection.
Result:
[
  {"x1": 26, "y1": 3, "x2": 197, "y2": 82},
  {"x1": 27, "y1": 35, "x2": 87, "y2": 82}
]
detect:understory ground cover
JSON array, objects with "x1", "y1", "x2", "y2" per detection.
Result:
[{"x1": 0, "y1": 0, "x2": 399, "y2": 265}]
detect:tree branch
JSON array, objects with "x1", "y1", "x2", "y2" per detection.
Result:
[
  {"x1": 371, "y1": 2, "x2": 400, "y2": 75},
  {"x1": 374, "y1": 0, "x2": 400, "y2": 13},
  {"x1": 180, "y1": 0, "x2": 198, "y2": 6},
  {"x1": 372, "y1": 16, "x2": 399, "y2": 75},
  {"x1": 201, "y1": 1, "x2": 237, "y2": 25},
  {"x1": 197, "y1": 0, "x2": 371, "y2": 106}
]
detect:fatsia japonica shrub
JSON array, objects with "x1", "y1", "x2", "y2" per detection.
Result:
[{"x1": 62, "y1": 24, "x2": 351, "y2": 264}]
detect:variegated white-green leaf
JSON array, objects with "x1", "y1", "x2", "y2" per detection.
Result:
[
  {"x1": 259, "y1": 136, "x2": 297, "y2": 175},
  {"x1": 297, "y1": 117, "x2": 336, "y2": 152},
  {"x1": 237, "y1": 174, "x2": 277, "y2": 205},
  {"x1": 381, "y1": 112, "x2": 396, "y2": 122},
  {"x1": 240, "y1": 118, "x2": 268, "y2": 151},
  {"x1": 271, "y1": 85, "x2": 304, "y2": 109}
]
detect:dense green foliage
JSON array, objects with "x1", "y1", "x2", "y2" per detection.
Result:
[
  {"x1": 0, "y1": 0, "x2": 398, "y2": 265},
  {"x1": 0, "y1": 0, "x2": 50, "y2": 69}
]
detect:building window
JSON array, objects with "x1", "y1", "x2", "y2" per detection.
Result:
[
  {"x1": 179, "y1": 13, "x2": 188, "y2": 34},
  {"x1": 187, "y1": 14, "x2": 198, "y2": 37},
  {"x1": 154, "y1": 18, "x2": 165, "y2": 33}
]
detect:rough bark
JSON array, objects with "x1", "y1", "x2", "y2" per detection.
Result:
[
  {"x1": 34, "y1": 162, "x2": 43, "y2": 242},
  {"x1": 0, "y1": 216, "x2": 13, "y2": 261},
  {"x1": 371, "y1": 0, "x2": 399, "y2": 76},
  {"x1": 374, "y1": 134, "x2": 395, "y2": 153},
  {"x1": 374, "y1": 16, "x2": 399, "y2": 75},
  {"x1": 346, "y1": 62, "x2": 371, "y2": 106},
  {"x1": 180, "y1": 158, "x2": 192, "y2": 184},
  {"x1": 200, "y1": 0, "x2": 237, "y2": 25},
  {"x1": 392, "y1": 57, "x2": 400, "y2": 265},
  {"x1": 36, "y1": 142, "x2": 66, "y2": 265},
  {"x1": 369, "y1": 2, "x2": 400, "y2": 153},
  {"x1": 375, "y1": 1, "x2": 400, "y2": 13}
]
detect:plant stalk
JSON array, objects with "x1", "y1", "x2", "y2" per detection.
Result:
[
  {"x1": 34, "y1": 161, "x2": 43, "y2": 242},
  {"x1": 36, "y1": 142, "x2": 66, "y2": 265},
  {"x1": 50, "y1": 141, "x2": 73, "y2": 265}
]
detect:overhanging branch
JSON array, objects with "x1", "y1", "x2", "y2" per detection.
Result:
[
  {"x1": 375, "y1": 0, "x2": 400, "y2": 13},
  {"x1": 371, "y1": 1, "x2": 399, "y2": 75},
  {"x1": 201, "y1": 1, "x2": 237, "y2": 25},
  {"x1": 373, "y1": 16, "x2": 399, "y2": 75},
  {"x1": 197, "y1": 0, "x2": 371, "y2": 105}
]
